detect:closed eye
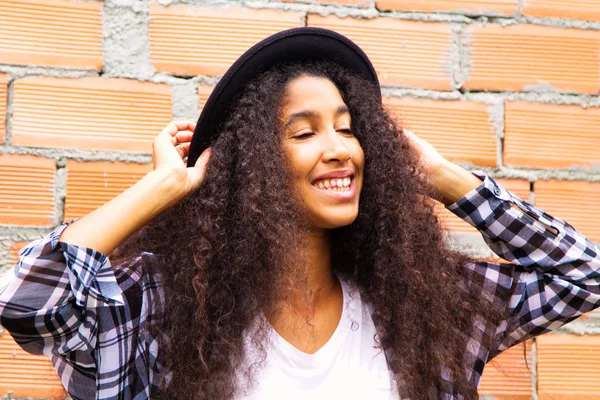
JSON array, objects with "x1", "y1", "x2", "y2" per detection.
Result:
[
  {"x1": 293, "y1": 132, "x2": 315, "y2": 140},
  {"x1": 338, "y1": 129, "x2": 354, "y2": 136}
]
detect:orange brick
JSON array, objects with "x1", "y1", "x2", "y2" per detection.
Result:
[
  {"x1": 0, "y1": 155, "x2": 55, "y2": 226},
  {"x1": 0, "y1": 73, "x2": 6, "y2": 143},
  {"x1": 0, "y1": 0, "x2": 102, "y2": 69},
  {"x1": 534, "y1": 180, "x2": 600, "y2": 242},
  {"x1": 498, "y1": 178, "x2": 532, "y2": 202},
  {"x1": 437, "y1": 179, "x2": 530, "y2": 233},
  {"x1": 149, "y1": 5, "x2": 303, "y2": 76},
  {"x1": 0, "y1": 331, "x2": 66, "y2": 399},
  {"x1": 12, "y1": 77, "x2": 172, "y2": 153},
  {"x1": 8, "y1": 241, "x2": 28, "y2": 265},
  {"x1": 522, "y1": 0, "x2": 600, "y2": 22},
  {"x1": 308, "y1": 15, "x2": 453, "y2": 90},
  {"x1": 504, "y1": 101, "x2": 600, "y2": 169},
  {"x1": 64, "y1": 161, "x2": 152, "y2": 221},
  {"x1": 537, "y1": 334, "x2": 600, "y2": 399},
  {"x1": 465, "y1": 24, "x2": 599, "y2": 94},
  {"x1": 198, "y1": 84, "x2": 215, "y2": 111},
  {"x1": 385, "y1": 97, "x2": 497, "y2": 166},
  {"x1": 479, "y1": 341, "x2": 533, "y2": 399},
  {"x1": 376, "y1": 0, "x2": 517, "y2": 16}
]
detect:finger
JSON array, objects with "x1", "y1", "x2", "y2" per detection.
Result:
[
  {"x1": 175, "y1": 142, "x2": 191, "y2": 159},
  {"x1": 154, "y1": 122, "x2": 195, "y2": 165},
  {"x1": 196, "y1": 147, "x2": 211, "y2": 168},
  {"x1": 403, "y1": 130, "x2": 418, "y2": 143},
  {"x1": 187, "y1": 147, "x2": 212, "y2": 188},
  {"x1": 161, "y1": 121, "x2": 197, "y2": 138},
  {"x1": 154, "y1": 131, "x2": 191, "y2": 167},
  {"x1": 403, "y1": 130, "x2": 427, "y2": 153},
  {"x1": 172, "y1": 130, "x2": 194, "y2": 145}
]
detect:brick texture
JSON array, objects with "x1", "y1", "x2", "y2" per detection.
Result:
[
  {"x1": 0, "y1": 0, "x2": 102, "y2": 69},
  {"x1": 0, "y1": 155, "x2": 55, "y2": 226},
  {"x1": 478, "y1": 341, "x2": 533, "y2": 399},
  {"x1": 0, "y1": 331, "x2": 66, "y2": 399},
  {"x1": 534, "y1": 180, "x2": 600, "y2": 242},
  {"x1": 437, "y1": 179, "x2": 530, "y2": 234},
  {"x1": 308, "y1": 15, "x2": 453, "y2": 90},
  {"x1": 149, "y1": 5, "x2": 303, "y2": 76},
  {"x1": 522, "y1": 0, "x2": 600, "y2": 22},
  {"x1": 465, "y1": 24, "x2": 600, "y2": 94},
  {"x1": 64, "y1": 161, "x2": 152, "y2": 222},
  {"x1": 537, "y1": 334, "x2": 600, "y2": 399},
  {"x1": 376, "y1": 0, "x2": 518, "y2": 16},
  {"x1": 198, "y1": 84, "x2": 215, "y2": 111},
  {"x1": 2, "y1": 2, "x2": 600, "y2": 399},
  {"x1": 8, "y1": 241, "x2": 28, "y2": 264},
  {"x1": 385, "y1": 97, "x2": 497, "y2": 166},
  {"x1": 504, "y1": 101, "x2": 600, "y2": 169},
  {"x1": 11, "y1": 77, "x2": 172, "y2": 153},
  {"x1": 0, "y1": 73, "x2": 6, "y2": 143}
]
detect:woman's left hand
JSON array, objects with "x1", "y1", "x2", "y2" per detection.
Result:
[
  {"x1": 402, "y1": 130, "x2": 447, "y2": 181},
  {"x1": 402, "y1": 130, "x2": 481, "y2": 205}
]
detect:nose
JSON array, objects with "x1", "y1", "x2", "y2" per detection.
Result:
[{"x1": 321, "y1": 129, "x2": 351, "y2": 163}]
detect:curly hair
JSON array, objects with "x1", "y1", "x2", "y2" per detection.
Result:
[{"x1": 114, "y1": 62, "x2": 508, "y2": 399}]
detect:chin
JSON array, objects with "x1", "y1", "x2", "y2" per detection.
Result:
[{"x1": 312, "y1": 212, "x2": 358, "y2": 230}]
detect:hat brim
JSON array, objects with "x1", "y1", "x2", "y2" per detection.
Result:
[{"x1": 187, "y1": 27, "x2": 379, "y2": 167}]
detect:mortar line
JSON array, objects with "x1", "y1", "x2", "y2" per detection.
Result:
[
  {"x1": 151, "y1": 0, "x2": 600, "y2": 31},
  {"x1": 53, "y1": 161, "x2": 67, "y2": 227},
  {"x1": 515, "y1": 0, "x2": 523, "y2": 18},
  {"x1": 4, "y1": 80, "x2": 14, "y2": 144},
  {"x1": 531, "y1": 339, "x2": 539, "y2": 400}
]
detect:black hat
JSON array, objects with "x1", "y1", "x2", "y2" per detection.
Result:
[{"x1": 188, "y1": 27, "x2": 380, "y2": 167}]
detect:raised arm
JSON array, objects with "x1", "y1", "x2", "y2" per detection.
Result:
[
  {"x1": 0, "y1": 121, "x2": 211, "y2": 397},
  {"x1": 406, "y1": 131, "x2": 600, "y2": 356},
  {"x1": 59, "y1": 121, "x2": 211, "y2": 255}
]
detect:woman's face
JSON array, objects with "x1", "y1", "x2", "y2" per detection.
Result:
[{"x1": 281, "y1": 75, "x2": 365, "y2": 230}]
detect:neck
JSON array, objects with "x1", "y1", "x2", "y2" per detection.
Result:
[
  {"x1": 305, "y1": 228, "x2": 336, "y2": 292},
  {"x1": 288, "y1": 227, "x2": 339, "y2": 309},
  {"x1": 266, "y1": 227, "x2": 344, "y2": 354}
]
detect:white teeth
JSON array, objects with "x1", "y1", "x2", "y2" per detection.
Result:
[{"x1": 313, "y1": 177, "x2": 353, "y2": 191}]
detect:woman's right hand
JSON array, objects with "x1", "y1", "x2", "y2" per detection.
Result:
[
  {"x1": 58, "y1": 121, "x2": 212, "y2": 255},
  {"x1": 152, "y1": 121, "x2": 212, "y2": 201}
]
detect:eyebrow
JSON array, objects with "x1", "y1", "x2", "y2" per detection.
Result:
[{"x1": 284, "y1": 105, "x2": 350, "y2": 129}]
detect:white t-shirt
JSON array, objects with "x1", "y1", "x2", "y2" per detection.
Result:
[{"x1": 240, "y1": 278, "x2": 397, "y2": 399}]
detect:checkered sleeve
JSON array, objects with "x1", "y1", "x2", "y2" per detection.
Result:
[
  {"x1": 448, "y1": 173, "x2": 600, "y2": 357},
  {"x1": 0, "y1": 221, "x2": 124, "y2": 388}
]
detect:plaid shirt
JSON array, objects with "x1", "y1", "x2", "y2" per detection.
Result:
[{"x1": 1, "y1": 174, "x2": 599, "y2": 400}]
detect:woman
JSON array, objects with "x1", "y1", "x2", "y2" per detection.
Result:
[{"x1": 1, "y1": 28, "x2": 599, "y2": 400}]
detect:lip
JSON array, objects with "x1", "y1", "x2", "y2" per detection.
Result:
[{"x1": 311, "y1": 169, "x2": 355, "y2": 184}]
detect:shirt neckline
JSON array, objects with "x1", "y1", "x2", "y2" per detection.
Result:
[{"x1": 268, "y1": 278, "x2": 350, "y2": 367}]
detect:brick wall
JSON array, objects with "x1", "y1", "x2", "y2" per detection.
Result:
[{"x1": 1, "y1": 0, "x2": 599, "y2": 399}]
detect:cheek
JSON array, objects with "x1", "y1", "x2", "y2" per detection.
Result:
[
  {"x1": 351, "y1": 142, "x2": 365, "y2": 169},
  {"x1": 287, "y1": 147, "x2": 319, "y2": 180}
]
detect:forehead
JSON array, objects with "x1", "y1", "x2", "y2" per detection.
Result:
[{"x1": 283, "y1": 75, "x2": 345, "y2": 112}]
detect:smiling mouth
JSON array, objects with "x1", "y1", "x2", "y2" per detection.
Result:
[{"x1": 311, "y1": 177, "x2": 353, "y2": 192}]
